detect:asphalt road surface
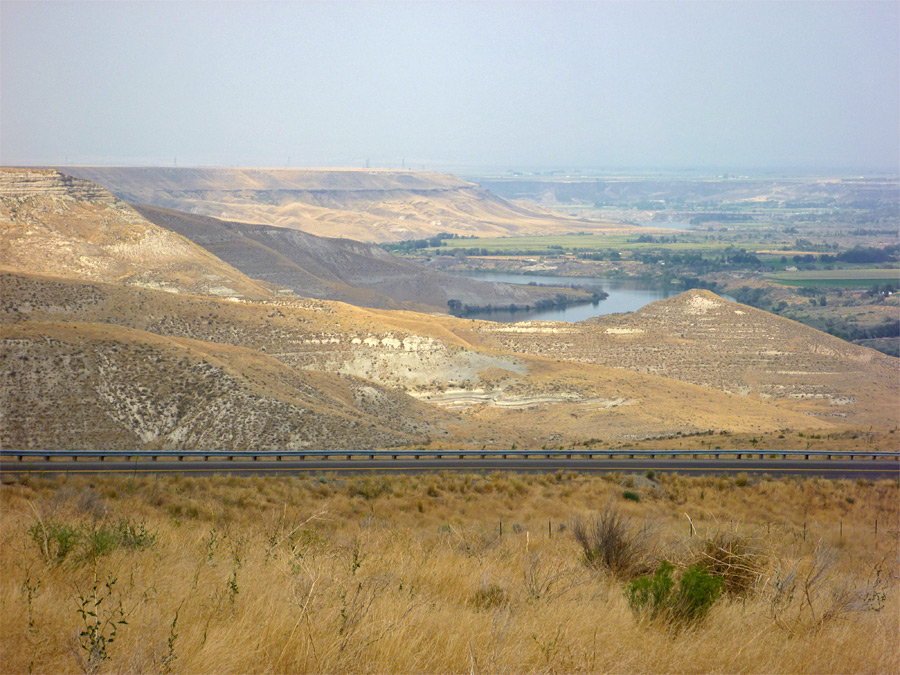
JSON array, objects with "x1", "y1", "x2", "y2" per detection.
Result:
[{"x1": 2, "y1": 458, "x2": 897, "y2": 480}]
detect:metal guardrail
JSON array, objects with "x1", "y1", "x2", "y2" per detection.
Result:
[{"x1": 1, "y1": 449, "x2": 898, "y2": 462}]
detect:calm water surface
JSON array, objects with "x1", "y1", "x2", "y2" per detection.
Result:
[{"x1": 458, "y1": 272, "x2": 682, "y2": 322}]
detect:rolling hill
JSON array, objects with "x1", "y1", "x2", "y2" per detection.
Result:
[
  {"x1": 475, "y1": 289, "x2": 899, "y2": 428},
  {"x1": 2, "y1": 271, "x2": 853, "y2": 452}
]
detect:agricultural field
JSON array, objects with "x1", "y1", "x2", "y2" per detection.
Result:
[
  {"x1": 1, "y1": 471, "x2": 897, "y2": 674},
  {"x1": 768, "y1": 268, "x2": 899, "y2": 288}
]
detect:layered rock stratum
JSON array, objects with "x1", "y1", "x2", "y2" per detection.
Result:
[
  {"x1": 0, "y1": 168, "x2": 271, "y2": 299},
  {"x1": 55, "y1": 166, "x2": 634, "y2": 241}
]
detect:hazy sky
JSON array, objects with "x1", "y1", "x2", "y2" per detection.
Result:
[{"x1": 2, "y1": 0, "x2": 898, "y2": 172}]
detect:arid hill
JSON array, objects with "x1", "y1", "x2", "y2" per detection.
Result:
[
  {"x1": 0, "y1": 319, "x2": 446, "y2": 451},
  {"x1": 133, "y1": 204, "x2": 593, "y2": 313},
  {"x1": 475, "y1": 289, "x2": 899, "y2": 428},
  {"x1": 55, "y1": 166, "x2": 634, "y2": 242},
  {"x1": 2, "y1": 271, "x2": 844, "y2": 451},
  {"x1": 0, "y1": 168, "x2": 272, "y2": 300}
]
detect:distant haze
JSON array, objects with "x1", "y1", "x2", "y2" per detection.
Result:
[{"x1": 2, "y1": 1, "x2": 898, "y2": 172}]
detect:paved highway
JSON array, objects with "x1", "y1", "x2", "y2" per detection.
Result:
[{"x1": 2, "y1": 458, "x2": 897, "y2": 480}]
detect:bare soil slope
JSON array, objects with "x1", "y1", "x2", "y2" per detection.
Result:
[
  {"x1": 133, "y1": 204, "x2": 592, "y2": 313},
  {"x1": 0, "y1": 169, "x2": 271, "y2": 300},
  {"x1": 2, "y1": 272, "x2": 839, "y2": 451},
  {"x1": 476, "y1": 289, "x2": 899, "y2": 428},
  {"x1": 0, "y1": 319, "x2": 447, "y2": 451},
  {"x1": 56, "y1": 167, "x2": 634, "y2": 242}
]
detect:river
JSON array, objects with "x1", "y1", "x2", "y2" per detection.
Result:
[{"x1": 456, "y1": 272, "x2": 684, "y2": 322}]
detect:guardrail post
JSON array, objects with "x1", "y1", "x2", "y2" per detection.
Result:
[
  {"x1": 369, "y1": 454, "x2": 375, "y2": 460},
  {"x1": 178, "y1": 455, "x2": 184, "y2": 461}
]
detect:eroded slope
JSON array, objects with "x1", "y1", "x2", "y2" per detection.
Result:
[
  {"x1": 476, "y1": 289, "x2": 899, "y2": 428},
  {"x1": 0, "y1": 320, "x2": 446, "y2": 450},
  {"x1": 0, "y1": 168, "x2": 271, "y2": 300},
  {"x1": 2, "y1": 272, "x2": 839, "y2": 450}
]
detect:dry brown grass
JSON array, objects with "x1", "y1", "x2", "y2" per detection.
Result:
[{"x1": 1, "y1": 471, "x2": 897, "y2": 674}]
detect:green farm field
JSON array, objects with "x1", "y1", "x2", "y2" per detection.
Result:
[
  {"x1": 434, "y1": 234, "x2": 733, "y2": 254},
  {"x1": 770, "y1": 268, "x2": 899, "y2": 288}
]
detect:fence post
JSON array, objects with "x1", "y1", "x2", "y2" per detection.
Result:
[
  {"x1": 548, "y1": 519, "x2": 552, "y2": 539},
  {"x1": 499, "y1": 519, "x2": 502, "y2": 538}
]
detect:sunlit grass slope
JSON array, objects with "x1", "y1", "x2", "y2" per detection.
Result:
[{"x1": 2, "y1": 472, "x2": 896, "y2": 674}]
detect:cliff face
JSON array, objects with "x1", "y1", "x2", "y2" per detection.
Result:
[
  {"x1": 0, "y1": 168, "x2": 272, "y2": 300},
  {"x1": 0, "y1": 168, "x2": 114, "y2": 201},
  {"x1": 56, "y1": 166, "x2": 633, "y2": 242}
]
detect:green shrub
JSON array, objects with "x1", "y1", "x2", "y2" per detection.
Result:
[
  {"x1": 29, "y1": 521, "x2": 80, "y2": 564},
  {"x1": 83, "y1": 527, "x2": 120, "y2": 561},
  {"x1": 626, "y1": 561, "x2": 675, "y2": 622},
  {"x1": 29, "y1": 517, "x2": 156, "y2": 565},
  {"x1": 626, "y1": 561, "x2": 722, "y2": 629},
  {"x1": 622, "y1": 490, "x2": 640, "y2": 502}
]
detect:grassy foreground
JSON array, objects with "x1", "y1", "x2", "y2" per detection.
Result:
[{"x1": 1, "y1": 471, "x2": 897, "y2": 674}]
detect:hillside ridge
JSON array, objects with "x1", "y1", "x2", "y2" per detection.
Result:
[
  {"x1": 0, "y1": 168, "x2": 272, "y2": 300},
  {"x1": 54, "y1": 166, "x2": 635, "y2": 242}
]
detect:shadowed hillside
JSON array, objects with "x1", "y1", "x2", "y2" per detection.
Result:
[{"x1": 133, "y1": 204, "x2": 593, "y2": 313}]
